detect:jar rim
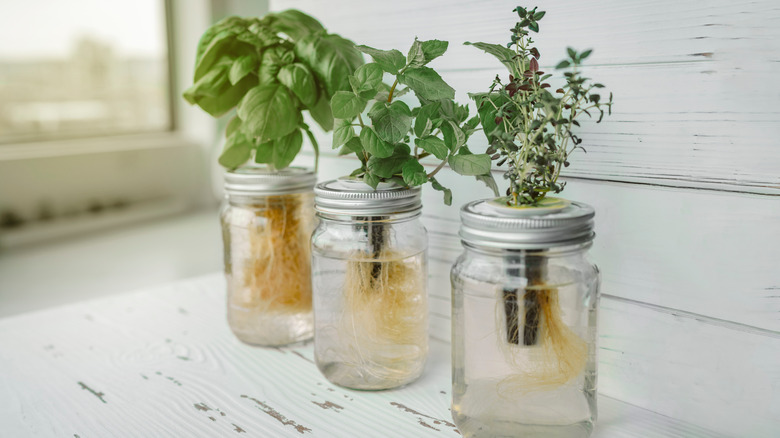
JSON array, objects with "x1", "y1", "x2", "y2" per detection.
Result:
[
  {"x1": 314, "y1": 178, "x2": 422, "y2": 216},
  {"x1": 224, "y1": 166, "x2": 316, "y2": 195}
]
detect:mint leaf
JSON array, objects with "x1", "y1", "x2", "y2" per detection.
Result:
[
  {"x1": 421, "y1": 39, "x2": 448, "y2": 63},
  {"x1": 430, "y1": 177, "x2": 453, "y2": 206},
  {"x1": 343, "y1": 136, "x2": 363, "y2": 155},
  {"x1": 255, "y1": 141, "x2": 273, "y2": 164},
  {"x1": 295, "y1": 33, "x2": 363, "y2": 95},
  {"x1": 273, "y1": 129, "x2": 303, "y2": 169},
  {"x1": 277, "y1": 63, "x2": 317, "y2": 107},
  {"x1": 218, "y1": 131, "x2": 253, "y2": 169},
  {"x1": 368, "y1": 101, "x2": 413, "y2": 144},
  {"x1": 448, "y1": 153, "x2": 491, "y2": 176},
  {"x1": 402, "y1": 159, "x2": 427, "y2": 186},
  {"x1": 364, "y1": 171, "x2": 380, "y2": 189},
  {"x1": 414, "y1": 101, "x2": 441, "y2": 137},
  {"x1": 360, "y1": 127, "x2": 394, "y2": 158},
  {"x1": 406, "y1": 39, "x2": 425, "y2": 68},
  {"x1": 367, "y1": 145, "x2": 411, "y2": 178},
  {"x1": 352, "y1": 63, "x2": 384, "y2": 96},
  {"x1": 473, "y1": 92, "x2": 509, "y2": 141},
  {"x1": 475, "y1": 173, "x2": 500, "y2": 196},
  {"x1": 464, "y1": 41, "x2": 521, "y2": 77},
  {"x1": 331, "y1": 91, "x2": 367, "y2": 119},
  {"x1": 414, "y1": 136, "x2": 448, "y2": 160},
  {"x1": 356, "y1": 45, "x2": 406, "y2": 74},
  {"x1": 332, "y1": 118, "x2": 354, "y2": 149},
  {"x1": 238, "y1": 83, "x2": 301, "y2": 140},
  {"x1": 398, "y1": 67, "x2": 455, "y2": 101},
  {"x1": 229, "y1": 54, "x2": 258, "y2": 85},
  {"x1": 440, "y1": 119, "x2": 465, "y2": 151}
]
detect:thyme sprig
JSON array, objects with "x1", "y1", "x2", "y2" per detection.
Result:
[{"x1": 467, "y1": 6, "x2": 613, "y2": 205}]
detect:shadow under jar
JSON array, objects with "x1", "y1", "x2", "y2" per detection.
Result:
[
  {"x1": 311, "y1": 179, "x2": 428, "y2": 390},
  {"x1": 451, "y1": 199, "x2": 600, "y2": 438},
  {"x1": 221, "y1": 166, "x2": 316, "y2": 346}
]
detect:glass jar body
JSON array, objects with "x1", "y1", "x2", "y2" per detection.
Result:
[
  {"x1": 221, "y1": 191, "x2": 315, "y2": 346},
  {"x1": 311, "y1": 213, "x2": 429, "y2": 390},
  {"x1": 451, "y1": 243, "x2": 599, "y2": 438}
]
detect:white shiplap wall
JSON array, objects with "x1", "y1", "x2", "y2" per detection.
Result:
[{"x1": 275, "y1": 1, "x2": 780, "y2": 436}]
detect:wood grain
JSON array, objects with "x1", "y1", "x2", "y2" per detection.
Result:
[{"x1": 0, "y1": 274, "x2": 727, "y2": 437}]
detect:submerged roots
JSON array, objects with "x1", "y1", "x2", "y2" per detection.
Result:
[
  {"x1": 228, "y1": 193, "x2": 313, "y2": 316},
  {"x1": 497, "y1": 286, "x2": 587, "y2": 396}
]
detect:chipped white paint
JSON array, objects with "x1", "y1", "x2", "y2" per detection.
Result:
[{"x1": 0, "y1": 274, "x2": 727, "y2": 437}]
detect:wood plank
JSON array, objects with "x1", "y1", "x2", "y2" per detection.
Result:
[{"x1": 0, "y1": 274, "x2": 729, "y2": 437}]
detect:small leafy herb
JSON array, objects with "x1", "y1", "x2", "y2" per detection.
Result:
[
  {"x1": 467, "y1": 6, "x2": 613, "y2": 205},
  {"x1": 183, "y1": 10, "x2": 362, "y2": 171},
  {"x1": 330, "y1": 39, "x2": 497, "y2": 205}
]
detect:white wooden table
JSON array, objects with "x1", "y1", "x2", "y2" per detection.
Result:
[{"x1": 0, "y1": 274, "x2": 725, "y2": 437}]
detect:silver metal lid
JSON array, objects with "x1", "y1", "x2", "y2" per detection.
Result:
[
  {"x1": 314, "y1": 178, "x2": 422, "y2": 216},
  {"x1": 459, "y1": 198, "x2": 595, "y2": 249},
  {"x1": 223, "y1": 166, "x2": 316, "y2": 196}
]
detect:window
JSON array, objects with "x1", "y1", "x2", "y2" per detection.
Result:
[{"x1": 0, "y1": 0, "x2": 171, "y2": 144}]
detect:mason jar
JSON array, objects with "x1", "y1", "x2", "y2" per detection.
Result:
[
  {"x1": 311, "y1": 179, "x2": 428, "y2": 390},
  {"x1": 451, "y1": 198, "x2": 600, "y2": 438},
  {"x1": 221, "y1": 166, "x2": 316, "y2": 346}
]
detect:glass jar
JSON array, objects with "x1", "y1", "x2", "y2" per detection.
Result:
[
  {"x1": 221, "y1": 166, "x2": 316, "y2": 346},
  {"x1": 451, "y1": 198, "x2": 600, "y2": 438},
  {"x1": 311, "y1": 179, "x2": 428, "y2": 390}
]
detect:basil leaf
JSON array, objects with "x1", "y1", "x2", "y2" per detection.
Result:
[
  {"x1": 195, "y1": 28, "x2": 242, "y2": 81},
  {"x1": 398, "y1": 67, "x2": 455, "y2": 101},
  {"x1": 238, "y1": 83, "x2": 301, "y2": 141},
  {"x1": 277, "y1": 63, "x2": 317, "y2": 107},
  {"x1": 226, "y1": 116, "x2": 242, "y2": 137},
  {"x1": 218, "y1": 131, "x2": 253, "y2": 169},
  {"x1": 360, "y1": 127, "x2": 394, "y2": 158},
  {"x1": 406, "y1": 39, "x2": 425, "y2": 68},
  {"x1": 192, "y1": 74, "x2": 257, "y2": 117},
  {"x1": 331, "y1": 91, "x2": 367, "y2": 119},
  {"x1": 195, "y1": 17, "x2": 245, "y2": 69},
  {"x1": 420, "y1": 39, "x2": 448, "y2": 63},
  {"x1": 295, "y1": 33, "x2": 363, "y2": 95},
  {"x1": 413, "y1": 101, "x2": 441, "y2": 137},
  {"x1": 429, "y1": 177, "x2": 453, "y2": 206},
  {"x1": 229, "y1": 54, "x2": 258, "y2": 85},
  {"x1": 356, "y1": 45, "x2": 406, "y2": 74},
  {"x1": 332, "y1": 118, "x2": 355, "y2": 149},
  {"x1": 255, "y1": 141, "x2": 274, "y2": 164},
  {"x1": 464, "y1": 41, "x2": 521, "y2": 77},
  {"x1": 414, "y1": 136, "x2": 448, "y2": 160},
  {"x1": 448, "y1": 153, "x2": 492, "y2": 176},
  {"x1": 183, "y1": 68, "x2": 228, "y2": 103},
  {"x1": 273, "y1": 129, "x2": 303, "y2": 169},
  {"x1": 401, "y1": 159, "x2": 427, "y2": 186},
  {"x1": 308, "y1": 93, "x2": 334, "y2": 132},
  {"x1": 268, "y1": 9, "x2": 325, "y2": 41},
  {"x1": 368, "y1": 101, "x2": 413, "y2": 144}
]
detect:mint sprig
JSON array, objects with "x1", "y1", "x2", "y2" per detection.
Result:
[{"x1": 330, "y1": 38, "x2": 498, "y2": 205}]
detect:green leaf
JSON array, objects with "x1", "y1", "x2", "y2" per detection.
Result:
[
  {"x1": 195, "y1": 26, "x2": 250, "y2": 82},
  {"x1": 273, "y1": 129, "x2": 303, "y2": 169},
  {"x1": 473, "y1": 93, "x2": 509, "y2": 141},
  {"x1": 555, "y1": 60, "x2": 571, "y2": 69},
  {"x1": 414, "y1": 136, "x2": 448, "y2": 160},
  {"x1": 332, "y1": 118, "x2": 354, "y2": 149},
  {"x1": 463, "y1": 41, "x2": 520, "y2": 77},
  {"x1": 277, "y1": 63, "x2": 317, "y2": 107},
  {"x1": 351, "y1": 63, "x2": 384, "y2": 98},
  {"x1": 343, "y1": 136, "x2": 364, "y2": 154},
  {"x1": 238, "y1": 83, "x2": 301, "y2": 140},
  {"x1": 528, "y1": 21, "x2": 539, "y2": 32},
  {"x1": 580, "y1": 49, "x2": 593, "y2": 60},
  {"x1": 429, "y1": 177, "x2": 452, "y2": 206},
  {"x1": 194, "y1": 17, "x2": 245, "y2": 70},
  {"x1": 398, "y1": 67, "x2": 455, "y2": 101},
  {"x1": 226, "y1": 116, "x2": 242, "y2": 137},
  {"x1": 218, "y1": 131, "x2": 253, "y2": 169},
  {"x1": 414, "y1": 101, "x2": 441, "y2": 137},
  {"x1": 367, "y1": 145, "x2": 412, "y2": 178},
  {"x1": 360, "y1": 127, "x2": 394, "y2": 158},
  {"x1": 406, "y1": 39, "x2": 425, "y2": 67},
  {"x1": 295, "y1": 33, "x2": 363, "y2": 95},
  {"x1": 229, "y1": 55, "x2": 258, "y2": 85},
  {"x1": 308, "y1": 94, "x2": 334, "y2": 131},
  {"x1": 533, "y1": 10, "x2": 546, "y2": 20},
  {"x1": 420, "y1": 39, "x2": 448, "y2": 63},
  {"x1": 356, "y1": 45, "x2": 406, "y2": 74},
  {"x1": 331, "y1": 91, "x2": 367, "y2": 119},
  {"x1": 184, "y1": 68, "x2": 228, "y2": 103},
  {"x1": 402, "y1": 159, "x2": 427, "y2": 186},
  {"x1": 368, "y1": 101, "x2": 413, "y2": 144},
  {"x1": 364, "y1": 171, "x2": 380, "y2": 189},
  {"x1": 189, "y1": 74, "x2": 258, "y2": 117},
  {"x1": 255, "y1": 141, "x2": 274, "y2": 164},
  {"x1": 475, "y1": 173, "x2": 500, "y2": 196},
  {"x1": 440, "y1": 119, "x2": 465, "y2": 151},
  {"x1": 448, "y1": 153, "x2": 491, "y2": 176},
  {"x1": 567, "y1": 47, "x2": 577, "y2": 59},
  {"x1": 268, "y1": 9, "x2": 325, "y2": 41}
]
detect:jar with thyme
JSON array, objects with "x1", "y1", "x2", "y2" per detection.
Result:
[
  {"x1": 311, "y1": 179, "x2": 428, "y2": 390},
  {"x1": 221, "y1": 167, "x2": 316, "y2": 346},
  {"x1": 451, "y1": 198, "x2": 600, "y2": 438}
]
